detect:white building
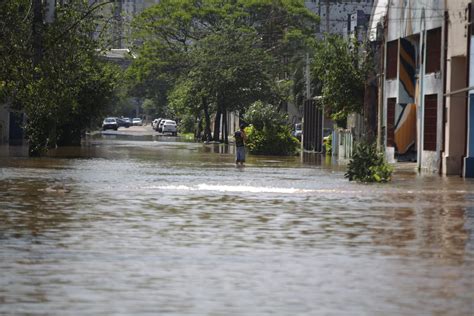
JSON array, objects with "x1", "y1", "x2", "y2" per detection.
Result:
[{"x1": 370, "y1": 0, "x2": 474, "y2": 177}]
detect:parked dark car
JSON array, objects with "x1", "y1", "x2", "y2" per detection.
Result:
[
  {"x1": 102, "y1": 117, "x2": 118, "y2": 131},
  {"x1": 117, "y1": 118, "x2": 131, "y2": 128},
  {"x1": 121, "y1": 117, "x2": 132, "y2": 127}
]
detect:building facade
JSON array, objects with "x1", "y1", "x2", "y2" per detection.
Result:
[
  {"x1": 305, "y1": 0, "x2": 375, "y2": 38},
  {"x1": 466, "y1": 3, "x2": 474, "y2": 177},
  {"x1": 370, "y1": 0, "x2": 473, "y2": 177}
]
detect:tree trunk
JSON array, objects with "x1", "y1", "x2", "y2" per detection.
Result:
[
  {"x1": 363, "y1": 81, "x2": 377, "y2": 144},
  {"x1": 223, "y1": 110, "x2": 228, "y2": 144},
  {"x1": 213, "y1": 110, "x2": 221, "y2": 142},
  {"x1": 203, "y1": 98, "x2": 212, "y2": 142},
  {"x1": 196, "y1": 112, "x2": 203, "y2": 141}
]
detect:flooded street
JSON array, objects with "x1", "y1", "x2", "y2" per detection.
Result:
[{"x1": 1, "y1": 133, "x2": 473, "y2": 315}]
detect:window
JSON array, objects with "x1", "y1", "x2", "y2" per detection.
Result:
[
  {"x1": 387, "y1": 98, "x2": 396, "y2": 147},
  {"x1": 386, "y1": 40, "x2": 398, "y2": 79},
  {"x1": 425, "y1": 28, "x2": 441, "y2": 73},
  {"x1": 423, "y1": 94, "x2": 438, "y2": 151}
]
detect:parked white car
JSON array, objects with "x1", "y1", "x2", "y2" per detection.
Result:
[
  {"x1": 132, "y1": 118, "x2": 143, "y2": 126},
  {"x1": 292, "y1": 123, "x2": 302, "y2": 140},
  {"x1": 102, "y1": 117, "x2": 118, "y2": 131},
  {"x1": 157, "y1": 119, "x2": 166, "y2": 133},
  {"x1": 161, "y1": 120, "x2": 177, "y2": 136},
  {"x1": 152, "y1": 118, "x2": 161, "y2": 130}
]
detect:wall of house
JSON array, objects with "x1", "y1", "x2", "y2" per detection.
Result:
[
  {"x1": 386, "y1": 0, "x2": 443, "y2": 41},
  {"x1": 383, "y1": 79, "x2": 398, "y2": 162},
  {"x1": 465, "y1": 34, "x2": 474, "y2": 177},
  {"x1": 442, "y1": 0, "x2": 470, "y2": 175},
  {"x1": 444, "y1": 56, "x2": 468, "y2": 175}
]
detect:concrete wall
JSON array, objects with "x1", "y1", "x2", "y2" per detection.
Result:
[
  {"x1": 418, "y1": 69, "x2": 444, "y2": 173},
  {"x1": 287, "y1": 102, "x2": 302, "y2": 125},
  {"x1": 386, "y1": 0, "x2": 443, "y2": 41},
  {"x1": 383, "y1": 79, "x2": 398, "y2": 161},
  {"x1": 443, "y1": 0, "x2": 470, "y2": 175},
  {"x1": 465, "y1": 37, "x2": 474, "y2": 177},
  {"x1": 444, "y1": 56, "x2": 468, "y2": 175}
]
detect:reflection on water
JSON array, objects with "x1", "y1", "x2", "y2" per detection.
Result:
[{"x1": 0, "y1": 138, "x2": 473, "y2": 315}]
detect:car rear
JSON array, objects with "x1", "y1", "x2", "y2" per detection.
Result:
[
  {"x1": 102, "y1": 118, "x2": 118, "y2": 131},
  {"x1": 162, "y1": 120, "x2": 177, "y2": 135},
  {"x1": 132, "y1": 118, "x2": 143, "y2": 126}
]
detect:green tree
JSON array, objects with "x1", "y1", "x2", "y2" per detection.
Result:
[
  {"x1": 1, "y1": 0, "x2": 118, "y2": 155},
  {"x1": 243, "y1": 101, "x2": 299, "y2": 156},
  {"x1": 345, "y1": 141, "x2": 393, "y2": 183},
  {"x1": 311, "y1": 35, "x2": 365, "y2": 126},
  {"x1": 130, "y1": 0, "x2": 319, "y2": 142},
  {"x1": 190, "y1": 25, "x2": 275, "y2": 143}
]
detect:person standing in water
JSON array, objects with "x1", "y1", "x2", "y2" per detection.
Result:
[{"x1": 234, "y1": 124, "x2": 247, "y2": 166}]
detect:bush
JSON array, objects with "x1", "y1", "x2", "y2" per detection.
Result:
[
  {"x1": 244, "y1": 101, "x2": 300, "y2": 156},
  {"x1": 345, "y1": 142, "x2": 393, "y2": 183},
  {"x1": 243, "y1": 101, "x2": 287, "y2": 130},
  {"x1": 179, "y1": 114, "x2": 195, "y2": 133},
  {"x1": 324, "y1": 134, "x2": 332, "y2": 155},
  {"x1": 245, "y1": 125, "x2": 300, "y2": 156},
  {"x1": 241, "y1": 101, "x2": 300, "y2": 156}
]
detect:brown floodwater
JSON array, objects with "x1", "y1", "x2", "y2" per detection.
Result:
[{"x1": 0, "y1": 134, "x2": 473, "y2": 315}]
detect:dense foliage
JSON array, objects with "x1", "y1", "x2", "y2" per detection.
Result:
[
  {"x1": 324, "y1": 134, "x2": 332, "y2": 155},
  {"x1": 345, "y1": 142, "x2": 393, "y2": 183},
  {"x1": 0, "y1": 0, "x2": 118, "y2": 155},
  {"x1": 311, "y1": 35, "x2": 366, "y2": 126},
  {"x1": 243, "y1": 101, "x2": 299, "y2": 156},
  {"x1": 129, "y1": 0, "x2": 319, "y2": 143}
]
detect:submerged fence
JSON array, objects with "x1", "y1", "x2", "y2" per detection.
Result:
[{"x1": 334, "y1": 129, "x2": 353, "y2": 160}]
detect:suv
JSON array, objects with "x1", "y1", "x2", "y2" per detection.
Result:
[
  {"x1": 152, "y1": 118, "x2": 162, "y2": 131},
  {"x1": 161, "y1": 120, "x2": 177, "y2": 136},
  {"x1": 292, "y1": 123, "x2": 302, "y2": 140},
  {"x1": 102, "y1": 117, "x2": 118, "y2": 131}
]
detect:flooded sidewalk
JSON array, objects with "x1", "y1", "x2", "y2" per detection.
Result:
[{"x1": 0, "y1": 137, "x2": 473, "y2": 315}]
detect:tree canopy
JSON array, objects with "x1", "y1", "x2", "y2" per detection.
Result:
[
  {"x1": 0, "y1": 0, "x2": 119, "y2": 155},
  {"x1": 311, "y1": 35, "x2": 366, "y2": 125},
  {"x1": 129, "y1": 0, "x2": 319, "y2": 142}
]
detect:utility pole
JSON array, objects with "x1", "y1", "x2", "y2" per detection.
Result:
[
  {"x1": 326, "y1": 0, "x2": 330, "y2": 34},
  {"x1": 305, "y1": 53, "x2": 311, "y2": 99}
]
